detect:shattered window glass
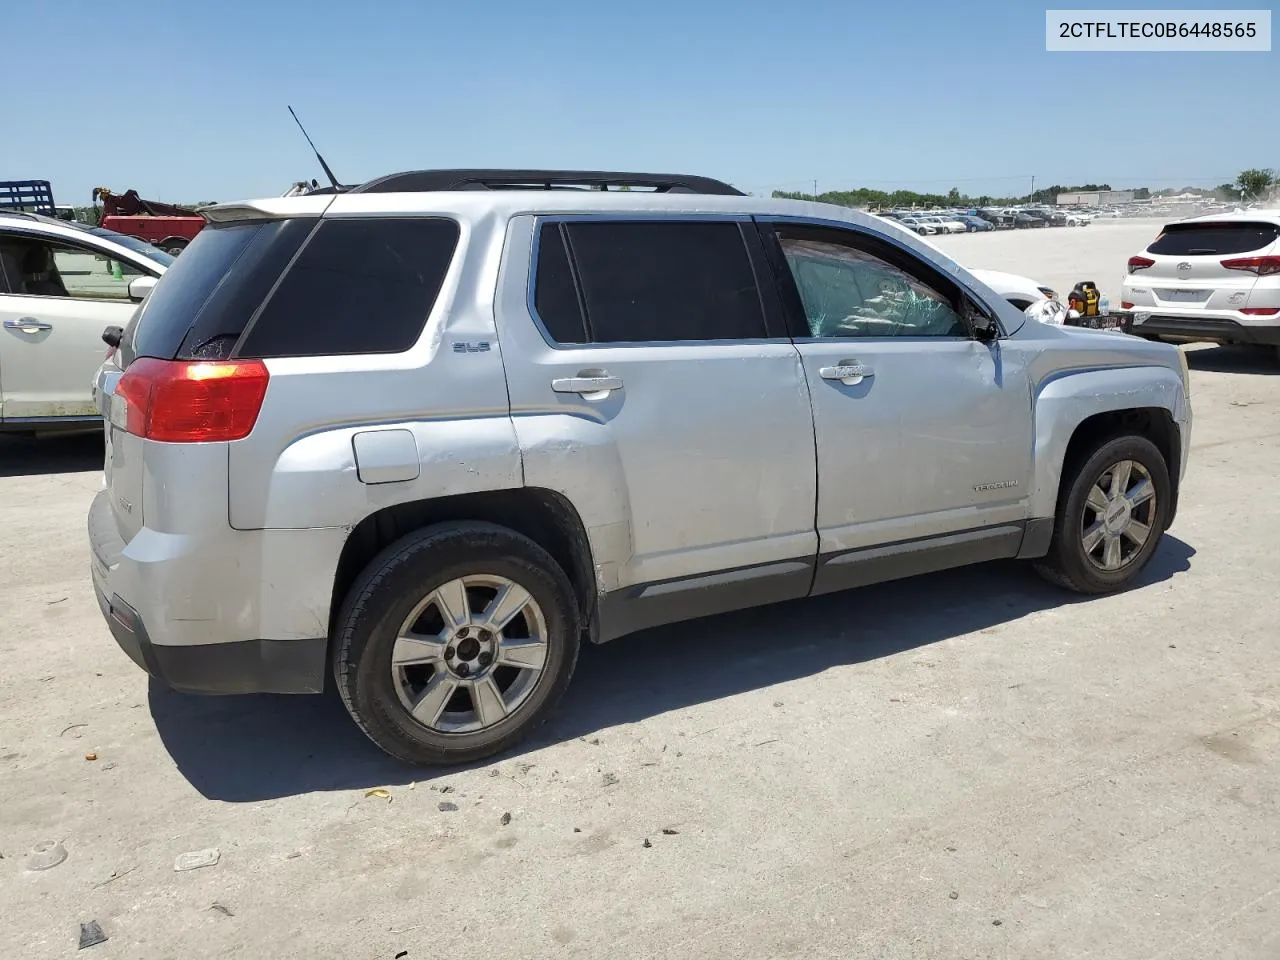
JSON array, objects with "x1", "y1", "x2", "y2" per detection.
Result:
[{"x1": 780, "y1": 237, "x2": 966, "y2": 339}]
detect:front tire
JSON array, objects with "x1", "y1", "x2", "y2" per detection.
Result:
[
  {"x1": 333, "y1": 522, "x2": 581, "y2": 765},
  {"x1": 1034, "y1": 435, "x2": 1171, "y2": 593}
]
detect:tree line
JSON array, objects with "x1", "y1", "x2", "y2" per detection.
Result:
[{"x1": 772, "y1": 169, "x2": 1276, "y2": 208}]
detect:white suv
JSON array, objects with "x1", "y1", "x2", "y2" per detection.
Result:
[
  {"x1": 89, "y1": 169, "x2": 1191, "y2": 765},
  {"x1": 1123, "y1": 211, "x2": 1280, "y2": 354}
]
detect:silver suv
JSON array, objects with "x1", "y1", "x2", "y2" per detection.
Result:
[{"x1": 89, "y1": 169, "x2": 1192, "y2": 765}]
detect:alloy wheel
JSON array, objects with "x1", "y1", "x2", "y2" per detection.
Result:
[
  {"x1": 391, "y1": 575, "x2": 549, "y2": 733},
  {"x1": 1080, "y1": 459, "x2": 1157, "y2": 572}
]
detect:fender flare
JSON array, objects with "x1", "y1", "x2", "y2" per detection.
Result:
[{"x1": 1030, "y1": 365, "x2": 1188, "y2": 519}]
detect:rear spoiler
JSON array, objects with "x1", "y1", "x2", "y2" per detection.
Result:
[{"x1": 201, "y1": 196, "x2": 335, "y2": 223}]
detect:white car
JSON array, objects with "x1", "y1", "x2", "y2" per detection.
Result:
[
  {"x1": 1122, "y1": 211, "x2": 1280, "y2": 354},
  {"x1": 1065, "y1": 212, "x2": 1093, "y2": 227},
  {"x1": 933, "y1": 214, "x2": 969, "y2": 234},
  {"x1": 916, "y1": 214, "x2": 963, "y2": 234},
  {"x1": 0, "y1": 212, "x2": 171, "y2": 434},
  {"x1": 895, "y1": 216, "x2": 938, "y2": 236},
  {"x1": 969, "y1": 268, "x2": 1057, "y2": 310}
]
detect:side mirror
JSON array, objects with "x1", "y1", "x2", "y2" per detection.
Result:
[
  {"x1": 127, "y1": 275, "x2": 158, "y2": 303},
  {"x1": 966, "y1": 300, "x2": 1000, "y2": 341}
]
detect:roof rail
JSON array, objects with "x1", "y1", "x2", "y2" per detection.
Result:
[{"x1": 351, "y1": 169, "x2": 744, "y2": 196}]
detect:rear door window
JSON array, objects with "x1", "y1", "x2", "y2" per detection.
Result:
[
  {"x1": 1147, "y1": 222, "x2": 1279, "y2": 256},
  {"x1": 237, "y1": 218, "x2": 459, "y2": 358},
  {"x1": 559, "y1": 220, "x2": 767, "y2": 343}
]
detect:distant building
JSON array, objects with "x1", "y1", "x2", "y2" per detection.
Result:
[{"x1": 1057, "y1": 190, "x2": 1136, "y2": 206}]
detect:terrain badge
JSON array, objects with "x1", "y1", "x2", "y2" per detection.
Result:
[{"x1": 974, "y1": 480, "x2": 1018, "y2": 492}]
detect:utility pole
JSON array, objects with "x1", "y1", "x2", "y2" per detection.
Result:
[
  {"x1": 813, "y1": 179, "x2": 819, "y2": 201},
  {"x1": 1029, "y1": 175, "x2": 1035, "y2": 204}
]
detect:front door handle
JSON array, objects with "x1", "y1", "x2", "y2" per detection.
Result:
[
  {"x1": 5, "y1": 317, "x2": 53, "y2": 333},
  {"x1": 819, "y1": 360, "x2": 875, "y2": 386},
  {"x1": 552, "y1": 373, "x2": 623, "y2": 400}
]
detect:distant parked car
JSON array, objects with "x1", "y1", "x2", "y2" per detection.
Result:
[
  {"x1": 897, "y1": 216, "x2": 938, "y2": 236},
  {"x1": 977, "y1": 209, "x2": 1015, "y2": 229},
  {"x1": 957, "y1": 215, "x2": 995, "y2": 232},
  {"x1": 1064, "y1": 212, "x2": 1093, "y2": 227},
  {"x1": 1014, "y1": 211, "x2": 1047, "y2": 228},
  {"x1": 0, "y1": 211, "x2": 170, "y2": 434},
  {"x1": 922, "y1": 214, "x2": 967, "y2": 234}
]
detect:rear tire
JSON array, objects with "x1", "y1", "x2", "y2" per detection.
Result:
[
  {"x1": 333, "y1": 522, "x2": 581, "y2": 765},
  {"x1": 1033, "y1": 435, "x2": 1171, "y2": 594},
  {"x1": 159, "y1": 238, "x2": 189, "y2": 256}
]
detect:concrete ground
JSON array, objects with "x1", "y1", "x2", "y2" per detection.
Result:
[{"x1": 3, "y1": 221, "x2": 1278, "y2": 960}]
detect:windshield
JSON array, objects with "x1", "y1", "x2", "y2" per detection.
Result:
[{"x1": 60, "y1": 220, "x2": 176, "y2": 266}]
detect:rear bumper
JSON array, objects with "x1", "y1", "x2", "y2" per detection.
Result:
[
  {"x1": 93, "y1": 585, "x2": 327, "y2": 694},
  {"x1": 89, "y1": 488, "x2": 332, "y2": 695},
  {"x1": 1129, "y1": 313, "x2": 1280, "y2": 346}
]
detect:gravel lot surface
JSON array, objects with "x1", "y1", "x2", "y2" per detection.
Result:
[{"x1": 3, "y1": 220, "x2": 1278, "y2": 960}]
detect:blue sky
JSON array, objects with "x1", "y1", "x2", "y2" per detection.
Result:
[{"x1": 6, "y1": 0, "x2": 1275, "y2": 203}]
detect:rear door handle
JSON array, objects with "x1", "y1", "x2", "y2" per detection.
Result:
[
  {"x1": 552, "y1": 374, "x2": 623, "y2": 400},
  {"x1": 5, "y1": 317, "x2": 53, "y2": 333},
  {"x1": 819, "y1": 360, "x2": 875, "y2": 385}
]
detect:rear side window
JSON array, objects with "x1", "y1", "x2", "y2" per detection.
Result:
[
  {"x1": 543, "y1": 220, "x2": 766, "y2": 344},
  {"x1": 238, "y1": 218, "x2": 459, "y2": 358},
  {"x1": 533, "y1": 224, "x2": 588, "y2": 344},
  {"x1": 126, "y1": 220, "x2": 312, "y2": 364},
  {"x1": 1147, "y1": 222, "x2": 1279, "y2": 256}
]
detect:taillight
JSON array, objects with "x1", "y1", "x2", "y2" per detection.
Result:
[
  {"x1": 1241, "y1": 307, "x2": 1280, "y2": 316},
  {"x1": 114, "y1": 358, "x2": 269, "y2": 442},
  {"x1": 1121, "y1": 301, "x2": 1135, "y2": 309},
  {"x1": 1221, "y1": 256, "x2": 1280, "y2": 276},
  {"x1": 1127, "y1": 256, "x2": 1155, "y2": 273}
]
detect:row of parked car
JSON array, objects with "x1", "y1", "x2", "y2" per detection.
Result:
[{"x1": 881, "y1": 207, "x2": 1093, "y2": 235}]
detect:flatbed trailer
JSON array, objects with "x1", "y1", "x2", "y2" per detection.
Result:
[{"x1": 0, "y1": 180, "x2": 57, "y2": 216}]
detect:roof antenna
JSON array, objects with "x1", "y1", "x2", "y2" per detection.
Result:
[{"x1": 288, "y1": 106, "x2": 340, "y2": 190}]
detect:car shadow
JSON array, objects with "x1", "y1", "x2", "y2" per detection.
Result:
[
  {"x1": 151, "y1": 536, "x2": 1195, "y2": 802},
  {"x1": 0, "y1": 431, "x2": 102, "y2": 478},
  {"x1": 1185, "y1": 343, "x2": 1278, "y2": 374}
]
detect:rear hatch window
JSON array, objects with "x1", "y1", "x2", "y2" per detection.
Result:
[
  {"x1": 1147, "y1": 222, "x2": 1279, "y2": 257},
  {"x1": 120, "y1": 216, "x2": 459, "y2": 364},
  {"x1": 237, "y1": 218, "x2": 460, "y2": 358},
  {"x1": 122, "y1": 219, "x2": 314, "y2": 365}
]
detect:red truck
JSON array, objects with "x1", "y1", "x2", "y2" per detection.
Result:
[{"x1": 92, "y1": 187, "x2": 206, "y2": 255}]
